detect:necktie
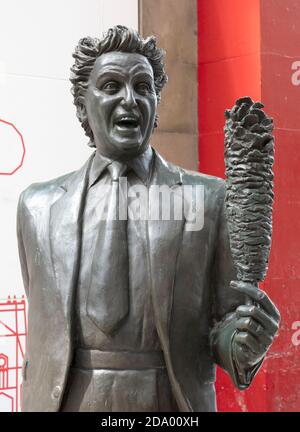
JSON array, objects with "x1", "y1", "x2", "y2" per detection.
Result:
[{"x1": 86, "y1": 161, "x2": 129, "y2": 334}]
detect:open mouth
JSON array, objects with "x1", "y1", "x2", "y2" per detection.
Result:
[{"x1": 114, "y1": 116, "x2": 140, "y2": 130}]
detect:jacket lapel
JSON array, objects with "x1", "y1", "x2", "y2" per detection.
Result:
[
  {"x1": 147, "y1": 150, "x2": 184, "y2": 342},
  {"x1": 147, "y1": 150, "x2": 190, "y2": 411},
  {"x1": 49, "y1": 153, "x2": 94, "y2": 322}
]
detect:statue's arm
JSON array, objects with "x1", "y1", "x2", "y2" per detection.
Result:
[
  {"x1": 209, "y1": 186, "x2": 264, "y2": 389},
  {"x1": 17, "y1": 191, "x2": 30, "y2": 297}
]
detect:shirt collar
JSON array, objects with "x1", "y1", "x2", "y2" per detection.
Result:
[{"x1": 89, "y1": 146, "x2": 154, "y2": 188}]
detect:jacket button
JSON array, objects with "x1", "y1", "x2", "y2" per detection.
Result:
[{"x1": 52, "y1": 386, "x2": 61, "y2": 399}]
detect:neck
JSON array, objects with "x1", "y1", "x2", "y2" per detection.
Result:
[{"x1": 96, "y1": 144, "x2": 150, "y2": 162}]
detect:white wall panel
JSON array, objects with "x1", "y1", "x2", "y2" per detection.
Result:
[{"x1": 102, "y1": 0, "x2": 139, "y2": 31}]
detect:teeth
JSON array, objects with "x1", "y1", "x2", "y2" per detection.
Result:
[{"x1": 115, "y1": 117, "x2": 138, "y2": 128}]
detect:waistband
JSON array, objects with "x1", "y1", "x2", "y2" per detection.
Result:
[{"x1": 73, "y1": 349, "x2": 166, "y2": 370}]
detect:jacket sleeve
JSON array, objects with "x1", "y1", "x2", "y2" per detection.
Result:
[
  {"x1": 17, "y1": 191, "x2": 30, "y2": 298},
  {"x1": 210, "y1": 183, "x2": 264, "y2": 389}
]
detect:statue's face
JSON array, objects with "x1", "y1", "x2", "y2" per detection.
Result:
[{"x1": 85, "y1": 51, "x2": 157, "y2": 160}]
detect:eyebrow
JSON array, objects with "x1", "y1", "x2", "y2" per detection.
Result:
[
  {"x1": 129, "y1": 63, "x2": 153, "y2": 76},
  {"x1": 132, "y1": 71, "x2": 153, "y2": 80},
  {"x1": 95, "y1": 69, "x2": 154, "y2": 84}
]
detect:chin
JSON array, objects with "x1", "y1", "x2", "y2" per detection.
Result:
[{"x1": 115, "y1": 140, "x2": 144, "y2": 157}]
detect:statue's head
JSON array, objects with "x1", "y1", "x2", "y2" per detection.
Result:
[{"x1": 70, "y1": 25, "x2": 167, "y2": 160}]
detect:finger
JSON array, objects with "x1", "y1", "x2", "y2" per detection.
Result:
[
  {"x1": 231, "y1": 281, "x2": 277, "y2": 316},
  {"x1": 231, "y1": 281, "x2": 280, "y2": 321},
  {"x1": 236, "y1": 305, "x2": 279, "y2": 335},
  {"x1": 235, "y1": 318, "x2": 273, "y2": 347},
  {"x1": 234, "y1": 342, "x2": 257, "y2": 364},
  {"x1": 234, "y1": 332, "x2": 262, "y2": 355}
]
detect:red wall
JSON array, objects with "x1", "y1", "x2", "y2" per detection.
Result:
[{"x1": 198, "y1": 0, "x2": 300, "y2": 411}]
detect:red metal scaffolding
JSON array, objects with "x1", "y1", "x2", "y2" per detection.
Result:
[{"x1": 0, "y1": 296, "x2": 27, "y2": 412}]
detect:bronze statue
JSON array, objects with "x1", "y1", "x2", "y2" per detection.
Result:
[{"x1": 17, "y1": 26, "x2": 280, "y2": 412}]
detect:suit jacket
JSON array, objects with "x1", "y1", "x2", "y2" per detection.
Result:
[{"x1": 17, "y1": 148, "x2": 260, "y2": 412}]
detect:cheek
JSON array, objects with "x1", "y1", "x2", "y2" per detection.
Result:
[
  {"x1": 86, "y1": 89, "x2": 117, "y2": 122},
  {"x1": 140, "y1": 97, "x2": 157, "y2": 119}
]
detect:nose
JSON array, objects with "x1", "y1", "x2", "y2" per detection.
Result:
[{"x1": 120, "y1": 84, "x2": 138, "y2": 109}]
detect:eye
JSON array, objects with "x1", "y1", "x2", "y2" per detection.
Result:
[
  {"x1": 101, "y1": 81, "x2": 120, "y2": 94},
  {"x1": 135, "y1": 82, "x2": 152, "y2": 94}
]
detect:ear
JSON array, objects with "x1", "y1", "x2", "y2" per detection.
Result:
[
  {"x1": 77, "y1": 101, "x2": 87, "y2": 123},
  {"x1": 153, "y1": 113, "x2": 159, "y2": 129}
]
